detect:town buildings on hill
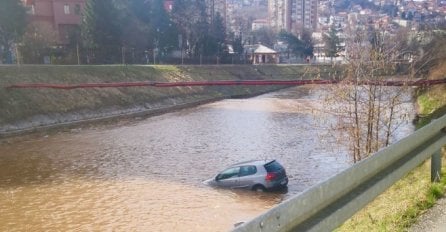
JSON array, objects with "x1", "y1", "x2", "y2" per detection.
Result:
[
  {"x1": 268, "y1": 0, "x2": 318, "y2": 34},
  {"x1": 13, "y1": 0, "x2": 446, "y2": 64}
]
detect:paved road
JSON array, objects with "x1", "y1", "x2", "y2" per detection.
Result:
[{"x1": 410, "y1": 197, "x2": 446, "y2": 232}]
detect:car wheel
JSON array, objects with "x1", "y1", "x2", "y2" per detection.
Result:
[{"x1": 252, "y1": 185, "x2": 266, "y2": 192}]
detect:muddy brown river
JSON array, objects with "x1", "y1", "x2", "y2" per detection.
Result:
[{"x1": 0, "y1": 86, "x2": 414, "y2": 231}]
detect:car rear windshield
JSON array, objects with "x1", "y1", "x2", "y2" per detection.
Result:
[{"x1": 264, "y1": 160, "x2": 283, "y2": 172}]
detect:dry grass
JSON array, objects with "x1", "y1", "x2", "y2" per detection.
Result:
[
  {"x1": 417, "y1": 64, "x2": 446, "y2": 116},
  {"x1": 428, "y1": 62, "x2": 446, "y2": 80}
]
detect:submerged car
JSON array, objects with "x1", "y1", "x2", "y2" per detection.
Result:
[{"x1": 205, "y1": 159, "x2": 288, "y2": 191}]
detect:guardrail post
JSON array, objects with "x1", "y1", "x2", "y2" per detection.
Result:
[{"x1": 431, "y1": 150, "x2": 442, "y2": 182}]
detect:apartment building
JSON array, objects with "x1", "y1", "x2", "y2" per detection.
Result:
[
  {"x1": 22, "y1": 0, "x2": 85, "y2": 44},
  {"x1": 268, "y1": 0, "x2": 288, "y2": 31},
  {"x1": 289, "y1": 0, "x2": 318, "y2": 32},
  {"x1": 268, "y1": 0, "x2": 318, "y2": 34}
]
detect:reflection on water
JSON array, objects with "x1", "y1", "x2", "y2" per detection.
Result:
[{"x1": 0, "y1": 86, "x2": 413, "y2": 231}]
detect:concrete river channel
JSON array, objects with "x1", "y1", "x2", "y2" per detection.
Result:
[{"x1": 0, "y1": 86, "x2": 415, "y2": 231}]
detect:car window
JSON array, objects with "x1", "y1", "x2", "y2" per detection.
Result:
[
  {"x1": 239, "y1": 165, "x2": 257, "y2": 177},
  {"x1": 264, "y1": 160, "x2": 283, "y2": 172},
  {"x1": 217, "y1": 167, "x2": 240, "y2": 180}
]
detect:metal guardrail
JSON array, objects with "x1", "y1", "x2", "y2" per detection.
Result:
[{"x1": 233, "y1": 114, "x2": 446, "y2": 232}]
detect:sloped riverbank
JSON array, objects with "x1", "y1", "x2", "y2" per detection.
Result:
[{"x1": 0, "y1": 64, "x2": 338, "y2": 136}]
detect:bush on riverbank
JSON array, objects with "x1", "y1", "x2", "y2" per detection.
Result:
[
  {"x1": 415, "y1": 84, "x2": 446, "y2": 128},
  {"x1": 414, "y1": 59, "x2": 446, "y2": 127}
]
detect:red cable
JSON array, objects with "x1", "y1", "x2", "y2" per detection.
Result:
[{"x1": 5, "y1": 78, "x2": 446, "y2": 90}]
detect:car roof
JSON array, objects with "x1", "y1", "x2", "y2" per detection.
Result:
[{"x1": 229, "y1": 159, "x2": 275, "y2": 167}]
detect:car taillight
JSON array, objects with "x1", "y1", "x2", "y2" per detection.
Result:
[{"x1": 265, "y1": 172, "x2": 278, "y2": 181}]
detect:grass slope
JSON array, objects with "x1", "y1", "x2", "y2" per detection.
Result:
[{"x1": 0, "y1": 65, "x2": 337, "y2": 134}]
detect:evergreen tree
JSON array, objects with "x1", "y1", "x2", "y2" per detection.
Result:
[
  {"x1": 323, "y1": 25, "x2": 341, "y2": 58},
  {"x1": 209, "y1": 12, "x2": 226, "y2": 55},
  {"x1": 151, "y1": 0, "x2": 178, "y2": 58},
  {"x1": 0, "y1": 0, "x2": 27, "y2": 63},
  {"x1": 198, "y1": 12, "x2": 226, "y2": 57},
  {"x1": 279, "y1": 31, "x2": 305, "y2": 57},
  {"x1": 407, "y1": 11, "x2": 414, "y2": 21},
  {"x1": 194, "y1": 1, "x2": 211, "y2": 57},
  {"x1": 172, "y1": 0, "x2": 209, "y2": 58},
  {"x1": 232, "y1": 35, "x2": 243, "y2": 55},
  {"x1": 82, "y1": 0, "x2": 122, "y2": 63},
  {"x1": 250, "y1": 27, "x2": 277, "y2": 47},
  {"x1": 300, "y1": 30, "x2": 314, "y2": 58},
  {"x1": 120, "y1": 0, "x2": 152, "y2": 63}
]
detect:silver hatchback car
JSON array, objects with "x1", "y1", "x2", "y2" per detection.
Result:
[{"x1": 205, "y1": 159, "x2": 288, "y2": 191}]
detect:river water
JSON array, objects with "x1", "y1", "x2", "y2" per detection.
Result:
[{"x1": 0, "y1": 86, "x2": 414, "y2": 231}]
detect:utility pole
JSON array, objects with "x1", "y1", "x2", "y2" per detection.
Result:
[
  {"x1": 15, "y1": 45, "x2": 20, "y2": 66},
  {"x1": 179, "y1": 34, "x2": 184, "y2": 65},
  {"x1": 121, "y1": 46, "x2": 125, "y2": 65},
  {"x1": 76, "y1": 43, "x2": 80, "y2": 65},
  {"x1": 153, "y1": 48, "x2": 156, "y2": 65},
  {"x1": 211, "y1": 0, "x2": 215, "y2": 24}
]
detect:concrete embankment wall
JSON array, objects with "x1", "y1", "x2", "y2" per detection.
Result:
[{"x1": 0, "y1": 64, "x2": 339, "y2": 136}]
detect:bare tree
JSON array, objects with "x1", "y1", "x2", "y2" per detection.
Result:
[
  {"x1": 411, "y1": 32, "x2": 446, "y2": 78},
  {"x1": 324, "y1": 27, "x2": 412, "y2": 163}
]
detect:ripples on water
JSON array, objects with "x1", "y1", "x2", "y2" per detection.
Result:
[{"x1": 0, "y1": 86, "x2": 413, "y2": 231}]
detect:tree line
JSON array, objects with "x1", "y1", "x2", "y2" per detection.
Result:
[
  {"x1": 0, "y1": 0, "x2": 236, "y2": 64},
  {"x1": 0, "y1": 0, "x2": 321, "y2": 65}
]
